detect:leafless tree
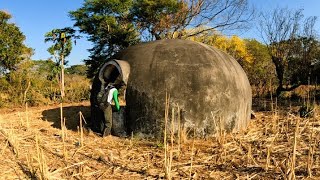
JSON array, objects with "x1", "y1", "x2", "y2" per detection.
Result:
[
  {"x1": 259, "y1": 7, "x2": 317, "y2": 96},
  {"x1": 179, "y1": 0, "x2": 254, "y2": 38},
  {"x1": 134, "y1": 0, "x2": 254, "y2": 40}
]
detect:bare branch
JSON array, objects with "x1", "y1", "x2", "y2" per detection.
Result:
[{"x1": 258, "y1": 7, "x2": 318, "y2": 95}]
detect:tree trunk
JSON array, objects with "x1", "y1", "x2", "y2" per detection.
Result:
[
  {"x1": 60, "y1": 45, "x2": 65, "y2": 130},
  {"x1": 23, "y1": 80, "x2": 31, "y2": 104},
  {"x1": 272, "y1": 56, "x2": 285, "y2": 96},
  {"x1": 61, "y1": 54, "x2": 65, "y2": 98}
]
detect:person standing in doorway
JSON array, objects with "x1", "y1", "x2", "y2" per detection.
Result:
[{"x1": 100, "y1": 84, "x2": 120, "y2": 137}]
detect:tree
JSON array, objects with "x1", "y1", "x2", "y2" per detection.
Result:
[
  {"x1": 189, "y1": 32, "x2": 252, "y2": 64},
  {"x1": 131, "y1": 0, "x2": 186, "y2": 40},
  {"x1": 69, "y1": 0, "x2": 140, "y2": 77},
  {"x1": 6, "y1": 59, "x2": 33, "y2": 104},
  {"x1": 132, "y1": 0, "x2": 253, "y2": 40},
  {"x1": 44, "y1": 27, "x2": 80, "y2": 98},
  {"x1": 259, "y1": 8, "x2": 318, "y2": 96},
  {"x1": 285, "y1": 37, "x2": 320, "y2": 86},
  {"x1": 45, "y1": 27, "x2": 80, "y2": 129},
  {"x1": 32, "y1": 59, "x2": 60, "y2": 81},
  {"x1": 70, "y1": 0, "x2": 253, "y2": 77},
  {"x1": 66, "y1": 64, "x2": 88, "y2": 76},
  {"x1": 0, "y1": 11, "x2": 31, "y2": 73},
  {"x1": 244, "y1": 39, "x2": 274, "y2": 96},
  {"x1": 0, "y1": 59, "x2": 91, "y2": 107}
]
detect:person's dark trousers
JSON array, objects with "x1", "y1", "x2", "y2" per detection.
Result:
[{"x1": 102, "y1": 105, "x2": 113, "y2": 137}]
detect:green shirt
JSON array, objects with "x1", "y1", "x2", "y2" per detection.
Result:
[{"x1": 112, "y1": 89, "x2": 120, "y2": 111}]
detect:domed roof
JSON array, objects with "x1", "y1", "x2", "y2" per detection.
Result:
[{"x1": 112, "y1": 39, "x2": 252, "y2": 137}]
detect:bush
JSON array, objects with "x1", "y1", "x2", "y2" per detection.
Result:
[
  {"x1": 64, "y1": 74, "x2": 90, "y2": 102},
  {"x1": 0, "y1": 60, "x2": 91, "y2": 108}
]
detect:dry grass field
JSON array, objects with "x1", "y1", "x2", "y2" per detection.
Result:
[{"x1": 0, "y1": 101, "x2": 319, "y2": 179}]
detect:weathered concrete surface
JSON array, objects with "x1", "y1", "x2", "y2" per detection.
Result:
[{"x1": 111, "y1": 39, "x2": 252, "y2": 137}]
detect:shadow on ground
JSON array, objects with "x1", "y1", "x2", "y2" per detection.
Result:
[{"x1": 41, "y1": 105, "x2": 91, "y2": 131}]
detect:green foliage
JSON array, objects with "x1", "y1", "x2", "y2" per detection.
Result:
[
  {"x1": 1, "y1": 60, "x2": 41, "y2": 105},
  {"x1": 259, "y1": 8, "x2": 318, "y2": 95},
  {"x1": 70, "y1": 0, "x2": 140, "y2": 77},
  {"x1": 65, "y1": 74, "x2": 91, "y2": 102},
  {"x1": 0, "y1": 11, "x2": 31, "y2": 72},
  {"x1": 44, "y1": 27, "x2": 80, "y2": 65},
  {"x1": 66, "y1": 64, "x2": 88, "y2": 76},
  {"x1": 285, "y1": 37, "x2": 320, "y2": 85},
  {"x1": 32, "y1": 59, "x2": 60, "y2": 81},
  {"x1": 0, "y1": 60, "x2": 90, "y2": 107},
  {"x1": 131, "y1": 0, "x2": 185, "y2": 40},
  {"x1": 45, "y1": 27, "x2": 81, "y2": 99},
  {"x1": 70, "y1": 0, "x2": 252, "y2": 78},
  {"x1": 244, "y1": 39, "x2": 275, "y2": 97}
]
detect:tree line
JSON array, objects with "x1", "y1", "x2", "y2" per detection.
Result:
[
  {"x1": 69, "y1": 0, "x2": 320, "y2": 96},
  {"x1": 1, "y1": 0, "x2": 320, "y2": 107},
  {"x1": 0, "y1": 58, "x2": 90, "y2": 107}
]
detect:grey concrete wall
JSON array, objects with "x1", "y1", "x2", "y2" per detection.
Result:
[{"x1": 112, "y1": 39, "x2": 252, "y2": 137}]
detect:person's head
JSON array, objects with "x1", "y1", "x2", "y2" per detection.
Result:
[{"x1": 105, "y1": 83, "x2": 115, "y2": 90}]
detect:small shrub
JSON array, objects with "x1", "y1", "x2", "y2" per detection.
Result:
[{"x1": 299, "y1": 104, "x2": 314, "y2": 118}]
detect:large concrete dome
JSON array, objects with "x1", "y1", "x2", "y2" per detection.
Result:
[
  {"x1": 91, "y1": 39, "x2": 252, "y2": 137},
  {"x1": 110, "y1": 39, "x2": 252, "y2": 137}
]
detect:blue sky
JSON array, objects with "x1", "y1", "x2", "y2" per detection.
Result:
[
  {"x1": 1, "y1": 0, "x2": 320, "y2": 65},
  {"x1": 0, "y1": 0, "x2": 90, "y2": 66},
  {"x1": 244, "y1": 0, "x2": 320, "y2": 40}
]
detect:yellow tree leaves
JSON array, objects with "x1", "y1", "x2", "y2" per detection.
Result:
[
  {"x1": 229, "y1": 36, "x2": 253, "y2": 63},
  {"x1": 189, "y1": 32, "x2": 253, "y2": 64}
]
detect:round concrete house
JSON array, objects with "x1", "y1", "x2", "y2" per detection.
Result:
[{"x1": 90, "y1": 39, "x2": 252, "y2": 138}]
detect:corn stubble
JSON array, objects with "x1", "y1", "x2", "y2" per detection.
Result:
[{"x1": 0, "y1": 101, "x2": 319, "y2": 179}]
